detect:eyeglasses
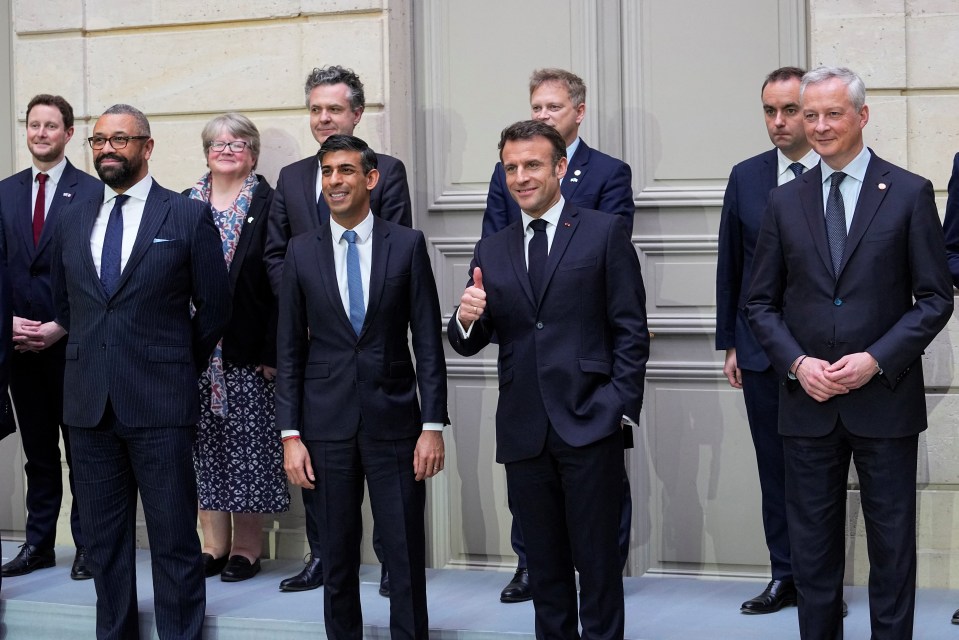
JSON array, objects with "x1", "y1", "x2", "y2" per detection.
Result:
[
  {"x1": 208, "y1": 141, "x2": 249, "y2": 153},
  {"x1": 87, "y1": 135, "x2": 150, "y2": 150}
]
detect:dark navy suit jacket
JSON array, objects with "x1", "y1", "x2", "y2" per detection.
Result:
[
  {"x1": 275, "y1": 216, "x2": 447, "y2": 439},
  {"x1": 746, "y1": 153, "x2": 953, "y2": 438},
  {"x1": 715, "y1": 148, "x2": 778, "y2": 372},
  {"x1": 52, "y1": 181, "x2": 231, "y2": 429},
  {"x1": 264, "y1": 152, "x2": 412, "y2": 293},
  {"x1": 0, "y1": 160, "x2": 101, "y2": 322},
  {"x1": 941, "y1": 152, "x2": 959, "y2": 285},
  {"x1": 481, "y1": 139, "x2": 634, "y2": 238},
  {"x1": 448, "y1": 203, "x2": 648, "y2": 464}
]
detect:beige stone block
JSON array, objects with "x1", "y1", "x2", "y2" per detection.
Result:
[
  {"x1": 85, "y1": 18, "x2": 384, "y2": 115},
  {"x1": 906, "y1": 13, "x2": 959, "y2": 87},
  {"x1": 811, "y1": 0, "x2": 906, "y2": 17},
  {"x1": 861, "y1": 96, "x2": 907, "y2": 166},
  {"x1": 906, "y1": 0, "x2": 959, "y2": 16},
  {"x1": 925, "y1": 395, "x2": 959, "y2": 485},
  {"x1": 906, "y1": 96, "x2": 959, "y2": 188},
  {"x1": 12, "y1": 0, "x2": 83, "y2": 33},
  {"x1": 84, "y1": 0, "x2": 383, "y2": 30},
  {"x1": 13, "y1": 36, "x2": 85, "y2": 120},
  {"x1": 810, "y1": 14, "x2": 906, "y2": 88}
]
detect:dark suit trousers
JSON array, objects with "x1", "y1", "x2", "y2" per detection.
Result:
[
  {"x1": 509, "y1": 461, "x2": 632, "y2": 569},
  {"x1": 784, "y1": 420, "x2": 918, "y2": 640},
  {"x1": 740, "y1": 367, "x2": 791, "y2": 581},
  {"x1": 507, "y1": 426, "x2": 625, "y2": 640},
  {"x1": 69, "y1": 407, "x2": 205, "y2": 640},
  {"x1": 10, "y1": 344, "x2": 83, "y2": 548},
  {"x1": 304, "y1": 431, "x2": 428, "y2": 640}
]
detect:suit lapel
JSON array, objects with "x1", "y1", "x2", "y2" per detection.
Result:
[
  {"x1": 78, "y1": 195, "x2": 103, "y2": 293},
  {"x1": 799, "y1": 164, "x2": 834, "y2": 277},
  {"x1": 760, "y1": 149, "x2": 778, "y2": 191},
  {"x1": 363, "y1": 218, "x2": 390, "y2": 338},
  {"x1": 304, "y1": 155, "x2": 326, "y2": 227},
  {"x1": 227, "y1": 181, "x2": 265, "y2": 292},
  {"x1": 561, "y1": 141, "x2": 589, "y2": 201},
  {"x1": 507, "y1": 220, "x2": 536, "y2": 307},
  {"x1": 840, "y1": 153, "x2": 889, "y2": 277},
  {"x1": 315, "y1": 224, "x2": 355, "y2": 337},
  {"x1": 36, "y1": 162, "x2": 82, "y2": 256},
  {"x1": 538, "y1": 202, "x2": 578, "y2": 305},
  {"x1": 111, "y1": 182, "x2": 169, "y2": 297},
  {"x1": 16, "y1": 171, "x2": 35, "y2": 259}
]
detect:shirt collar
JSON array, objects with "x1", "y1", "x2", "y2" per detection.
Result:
[
  {"x1": 32, "y1": 157, "x2": 67, "y2": 183},
  {"x1": 521, "y1": 196, "x2": 565, "y2": 230},
  {"x1": 104, "y1": 173, "x2": 154, "y2": 204},
  {"x1": 820, "y1": 145, "x2": 871, "y2": 186},
  {"x1": 776, "y1": 147, "x2": 820, "y2": 177},
  {"x1": 566, "y1": 136, "x2": 582, "y2": 165},
  {"x1": 331, "y1": 210, "x2": 375, "y2": 243}
]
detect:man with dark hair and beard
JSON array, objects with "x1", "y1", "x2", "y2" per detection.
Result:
[
  {"x1": 0, "y1": 95, "x2": 100, "y2": 581},
  {"x1": 51, "y1": 103, "x2": 231, "y2": 640}
]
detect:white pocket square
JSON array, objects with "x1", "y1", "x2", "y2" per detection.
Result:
[{"x1": 152, "y1": 238, "x2": 175, "y2": 243}]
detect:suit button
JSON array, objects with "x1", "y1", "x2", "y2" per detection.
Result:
[
  {"x1": 833, "y1": 298, "x2": 843, "y2": 306},
  {"x1": 535, "y1": 321, "x2": 544, "y2": 329},
  {"x1": 355, "y1": 347, "x2": 360, "y2": 353},
  {"x1": 100, "y1": 343, "x2": 106, "y2": 350},
  {"x1": 30, "y1": 270, "x2": 39, "y2": 277}
]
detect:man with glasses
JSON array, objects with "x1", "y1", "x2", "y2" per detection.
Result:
[
  {"x1": 52, "y1": 104, "x2": 231, "y2": 639},
  {"x1": 264, "y1": 64, "x2": 412, "y2": 596},
  {"x1": 0, "y1": 94, "x2": 100, "y2": 581}
]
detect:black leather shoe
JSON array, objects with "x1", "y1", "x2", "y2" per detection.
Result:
[
  {"x1": 1, "y1": 544, "x2": 56, "y2": 577},
  {"x1": 500, "y1": 568, "x2": 532, "y2": 603},
  {"x1": 202, "y1": 553, "x2": 229, "y2": 578},
  {"x1": 379, "y1": 565, "x2": 390, "y2": 597},
  {"x1": 740, "y1": 579, "x2": 797, "y2": 614},
  {"x1": 221, "y1": 555, "x2": 261, "y2": 582},
  {"x1": 70, "y1": 547, "x2": 93, "y2": 580},
  {"x1": 843, "y1": 600, "x2": 848, "y2": 618},
  {"x1": 279, "y1": 554, "x2": 323, "y2": 592},
  {"x1": 952, "y1": 607, "x2": 959, "y2": 624}
]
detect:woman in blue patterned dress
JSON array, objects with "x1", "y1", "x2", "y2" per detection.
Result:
[{"x1": 187, "y1": 113, "x2": 289, "y2": 581}]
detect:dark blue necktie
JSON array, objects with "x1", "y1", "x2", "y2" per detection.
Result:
[
  {"x1": 343, "y1": 229, "x2": 365, "y2": 335},
  {"x1": 101, "y1": 194, "x2": 129, "y2": 297},
  {"x1": 788, "y1": 162, "x2": 805, "y2": 179},
  {"x1": 825, "y1": 172, "x2": 847, "y2": 276},
  {"x1": 528, "y1": 219, "x2": 548, "y2": 295}
]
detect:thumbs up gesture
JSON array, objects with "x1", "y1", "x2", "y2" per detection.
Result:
[{"x1": 458, "y1": 266, "x2": 487, "y2": 329}]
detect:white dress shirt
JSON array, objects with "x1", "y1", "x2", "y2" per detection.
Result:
[
  {"x1": 90, "y1": 175, "x2": 153, "y2": 276},
  {"x1": 819, "y1": 145, "x2": 870, "y2": 232},
  {"x1": 776, "y1": 148, "x2": 820, "y2": 187}
]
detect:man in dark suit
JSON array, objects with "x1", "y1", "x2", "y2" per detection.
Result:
[
  {"x1": 51, "y1": 104, "x2": 231, "y2": 640},
  {"x1": 0, "y1": 95, "x2": 101, "y2": 580},
  {"x1": 942, "y1": 153, "x2": 959, "y2": 625},
  {"x1": 716, "y1": 67, "x2": 819, "y2": 614},
  {"x1": 277, "y1": 134, "x2": 446, "y2": 640},
  {"x1": 482, "y1": 68, "x2": 635, "y2": 603},
  {"x1": 482, "y1": 68, "x2": 633, "y2": 237},
  {"x1": 0, "y1": 241, "x2": 12, "y2": 595},
  {"x1": 746, "y1": 67, "x2": 953, "y2": 639},
  {"x1": 449, "y1": 120, "x2": 648, "y2": 639},
  {"x1": 265, "y1": 65, "x2": 411, "y2": 593}
]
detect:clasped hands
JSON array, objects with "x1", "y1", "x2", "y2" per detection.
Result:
[
  {"x1": 793, "y1": 352, "x2": 879, "y2": 403},
  {"x1": 457, "y1": 267, "x2": 487, "y2": 330},
  {"x1": 13, "y1": 316, "x2": 66, "y2": 352}
]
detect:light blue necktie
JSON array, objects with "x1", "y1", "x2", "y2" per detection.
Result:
[
  {"x1": 101, "y1": 194, "x2": 129, "y2": 297},
  {"x1": 343, "y1": 229, "x2": 364, "y2": 336}
]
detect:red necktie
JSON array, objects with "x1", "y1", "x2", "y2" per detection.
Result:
[{"x1": 33, "y1": 173, "x2": 47, "y2": 246}]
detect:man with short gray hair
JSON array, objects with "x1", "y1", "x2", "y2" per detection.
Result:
[{"x1": 746, "y1": 67, "x2": 952, "y2": 639}]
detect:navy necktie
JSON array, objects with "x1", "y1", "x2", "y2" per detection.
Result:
[
  {"x1": 825, "y1": 172, "x2": 847, "y2": 276},
  {"x1": 101, "y1": 194, "x2": 129, "y2": 297},
  {"x1": 528, "y1": 219, "x2": 548, "y2": 295},
  {"x1": 788, "y1": 162, "x2": 805, "y2": 179},
  {"x1": 343, "y1": 229, "x2": 365, "y2": 335}
]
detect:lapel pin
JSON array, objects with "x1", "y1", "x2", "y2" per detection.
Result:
[
  {"x1": 574, "y1": 170, "x2": 581, "y2": 176},
  {"x1": 63, "y1": 192, "x2": 72, "y2": 198},
  {"x1": 878, "y1": 183, "x2": 887, "y2": 190},
  {"x1": 570, "y1": 178, "x2": 578, "y2": 182},
  {"x1": 564, "y1": 222, "x2": 572, "y2": 227},
  {"x1": 247, "y1": 216, "x2": 254, "y2": 223}
]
